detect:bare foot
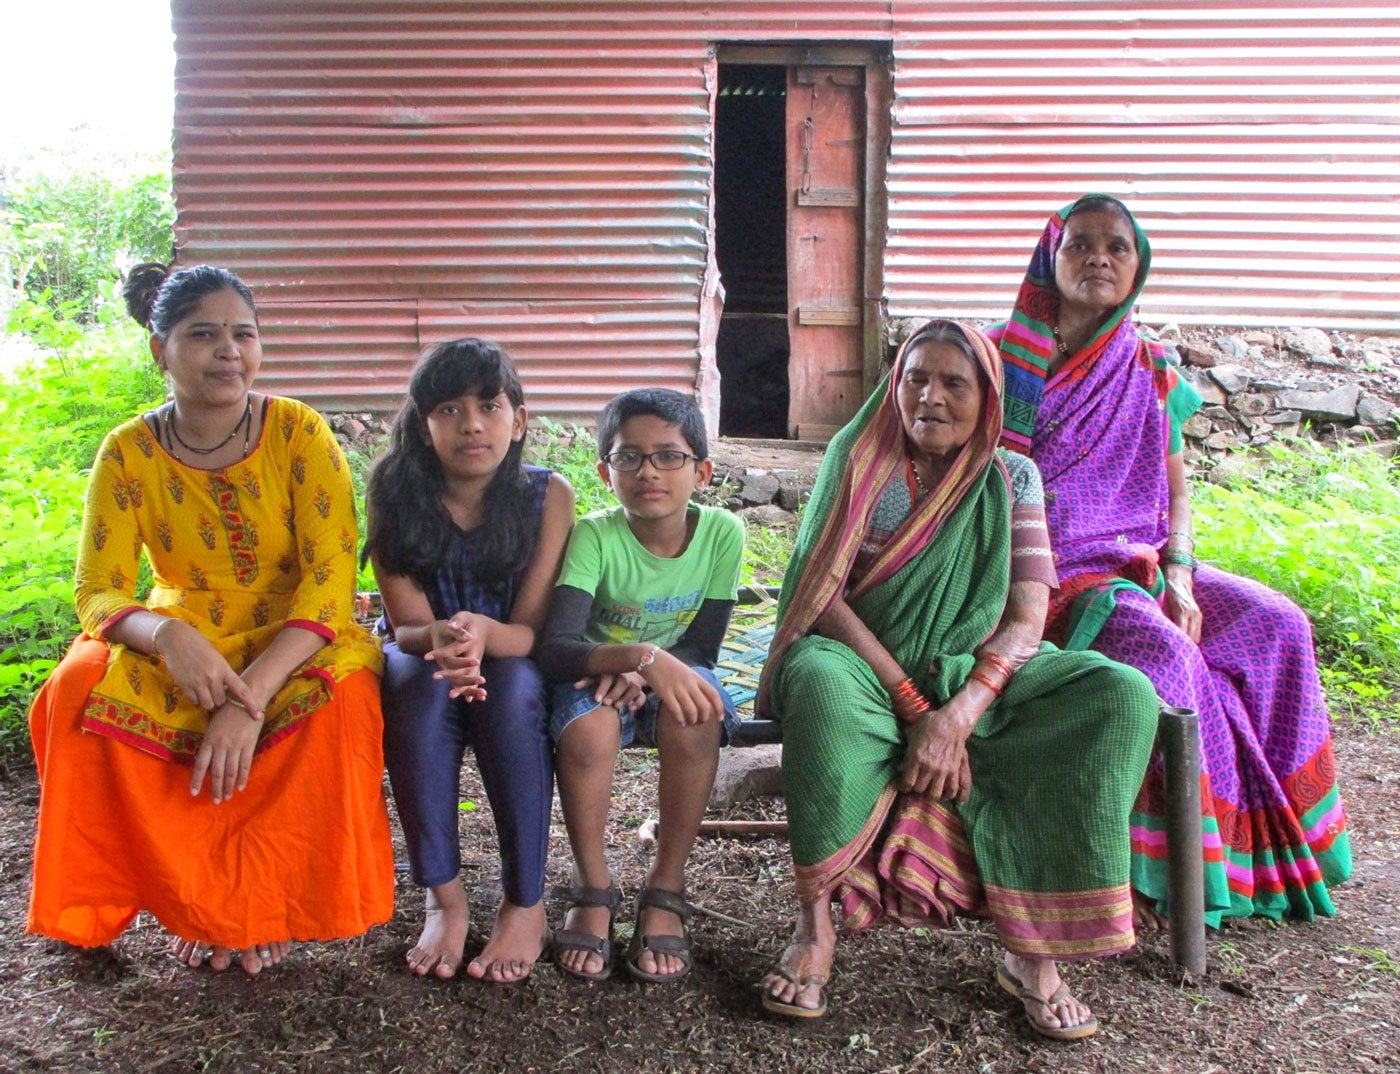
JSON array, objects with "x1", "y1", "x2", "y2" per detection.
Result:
[
  {"x1": 1132, "y1": 889, "x2": 1169, "y2": 931},
  {"x1": 169, "y1": 937, "x2": 233, "y2": 971},
  {"x1": 239, "y1": 941, "x2": 291, "y2": 975},
  {"x1": 407, "y1": 880, "x2": 470, "y2": 979},
  {"x1": 1003, "y1": 954, "x2": 1097, "y2": 1037},
  {"x1": 557, "y1": 901, "x2": 612, "y2": 978},
  {"x1": 761, "y1": 902, "x2": 836, "y2": 1013},
  {"x1": 466, "y1": 900, "x2": 549, "y2": 983}
]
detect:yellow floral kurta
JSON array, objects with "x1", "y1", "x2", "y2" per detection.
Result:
[{"x1": 76, "y1": 396, "x2": 382, "y2": 761}]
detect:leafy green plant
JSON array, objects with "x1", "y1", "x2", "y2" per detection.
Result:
[
  {"x1": 1, "y1": 162, "x2": 174, "y2": 320},
  {"x1": 1194, "y1": 439, "x2": 1400, "y2": 720}
]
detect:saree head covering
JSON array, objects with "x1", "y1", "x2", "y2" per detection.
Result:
[
  {"x1": 758, "y1": 320, "x2": 1004, "y2": 699},
  {"x1": 989, "y1": 196, "x2": 1351, "y2": 924},
  {"x1": 767, "y1": 320, "x2": 1159, "y2": 959},
  {"x1": 997, "y1": 194, "x2": 1154, "y2": 456}
]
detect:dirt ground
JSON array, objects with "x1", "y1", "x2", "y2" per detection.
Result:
[{"x1": 1, "y1": 714, "x2": 1395, "y2": 1074}]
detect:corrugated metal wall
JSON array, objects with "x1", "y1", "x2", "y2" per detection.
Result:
[
  {"x1": 172, "y1": 1, "x2": 891, "y2": 413},
  {"x1": 172, "y1": 0, "x2": 1400, "y2": 414},
  {"x1": 887, "y1": 0, "x2": 1400, "y2": 329}
]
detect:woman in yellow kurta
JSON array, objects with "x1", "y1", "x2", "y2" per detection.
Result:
[{"x1": 27, "y1": 263, "x2": 394, "y2": 974}]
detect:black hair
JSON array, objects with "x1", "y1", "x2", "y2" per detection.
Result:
[
  {"x1": 1064, "y1": 194, "x2": 1135, "y2": 226},
  {"x1": 123, "y1": 262, "x2": 258, "y2": 338},
  {"x1": 362, "y1": 338, "x2": 534, "y2": 595},
  {"x1": 595, "y1": 387, "x2": 708, "y2": 461}
]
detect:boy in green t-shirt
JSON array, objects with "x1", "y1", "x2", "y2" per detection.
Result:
[{"x1": 538, "y1": 388, "x2": 744, "y2": 985}]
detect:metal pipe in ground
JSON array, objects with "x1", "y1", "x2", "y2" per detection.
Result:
[{"x1": 1158, "y1": 704, "x2": 1207, "y2": 976}]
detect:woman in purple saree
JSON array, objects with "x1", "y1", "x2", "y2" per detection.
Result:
[{"x1": 988, "y1": 195, "x2": 1351, "y2": 926}]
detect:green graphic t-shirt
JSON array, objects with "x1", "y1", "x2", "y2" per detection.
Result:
[{"x1": 557, "y1": 504, "x2": 744, "y2": 649}]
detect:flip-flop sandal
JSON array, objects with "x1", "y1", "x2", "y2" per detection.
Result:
[
  {"x1": 551, "y1": 885, "x2": 621, "y2": 982},
  {"x1": 995, "y1": 962, "x2": 1100, "y2": 1041},
  {"x1": 759, "y1": 964, "x2": 829, "y2": 1019},
  {"x1": 624, "y1": 888, "x2": 694, "y2": 984}
]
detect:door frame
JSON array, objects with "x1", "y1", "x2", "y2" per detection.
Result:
[{"x1": 713, "y1": 43, "x2": 892, "y2": 432}]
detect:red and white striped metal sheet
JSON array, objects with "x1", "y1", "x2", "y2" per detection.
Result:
[{"x1": 172, "y1": 1, "x2": 1400, "y2": 414}]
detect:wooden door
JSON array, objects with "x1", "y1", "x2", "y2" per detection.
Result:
[{"x1": 785, "y1": 65, "x2": 865, "y2": 440}]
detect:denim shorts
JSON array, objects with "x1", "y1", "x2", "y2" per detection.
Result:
[{"x1": 548, "y1": 665, "x2": 740, "y2": 747}]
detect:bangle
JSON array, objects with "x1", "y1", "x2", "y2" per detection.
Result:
[
  {"x1": 152, "y1": 617, "x2": 177, "y2": 654},
  {"x1": 968, "y1": 670, "x2": 1003, "y2": 696},
  {"x1": 889, "y1": 678, "x2": 930, "y2": 725},
  {"x1": 636, "y1": 645, "x2": 660, "y2": 673},
  {"x1": 977, "y1": 651, "x2": 1014, "y2": 682},
  {"x1": 1162, "y1": 550, "x2": 1198, "y2": 571}
]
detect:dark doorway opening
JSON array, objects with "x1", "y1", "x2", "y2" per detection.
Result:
[{"x1": 715, "y1": 63, "x2": 789, "y2": 438}]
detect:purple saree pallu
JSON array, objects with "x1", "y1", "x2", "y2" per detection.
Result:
[
  {"x1": 1034, "y1": 324, "x2": 1350, "y2": 923},
  {"x1": 994, "y1": 197, "x2": 1351, "y2": 925}
]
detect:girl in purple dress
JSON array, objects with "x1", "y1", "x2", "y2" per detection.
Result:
[
  {"x1": 988, "y1": 195, "x2": 1351, "y2": 927},
  {"x1": 365, "y1": 339, "x2": 575, "y2": 981}
]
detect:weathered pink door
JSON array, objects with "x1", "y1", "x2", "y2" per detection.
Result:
[{"x1": 785, "y1": 65, "x2": 866, "y2": 440}]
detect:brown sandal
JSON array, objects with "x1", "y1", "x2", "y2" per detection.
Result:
[
  {"x1": 624, "y1": 888, "x2": 694, "y2": 984},
  {"x1": 996, "y1": 961, "x2": 1099, "y2": 1041},
  {"x1": 551, "y1": 884, "x2": 621, "y2": 982}
]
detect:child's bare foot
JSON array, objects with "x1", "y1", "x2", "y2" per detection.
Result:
[
  {"x1": 466, "y1": 899, "x2": 549, "y2": 983},
  {"x1": 169, "y1": 937, "x2": 234, "y2": 971},
  {"x1": 239, "y1": 941, "x2": 291, "y2": 975},
  {"x1": 407, "y1": 880, "x2": 470, "y2": 978}
]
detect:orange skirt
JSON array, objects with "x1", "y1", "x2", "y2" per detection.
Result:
[{"x1": 27, "y1": 637, "x2": 395, "y2": 949}]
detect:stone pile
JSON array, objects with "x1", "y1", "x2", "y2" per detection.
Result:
[{"x1": 1162, "y1": 325, "x2": 1400, "y2": 462}]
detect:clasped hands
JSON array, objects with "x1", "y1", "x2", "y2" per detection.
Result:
[
  {"x1": 425, "y1": 612, "x2": 489, "y2": 701},
  {"x1": 576, "y1": 648, "x2": 725, "y2": 727},
  {"x1": 153, "y1": 619, "x2": 266, "y2": 804},
  {"x1": 900, "y1": 706, "x2": 974, "y2": 805}
]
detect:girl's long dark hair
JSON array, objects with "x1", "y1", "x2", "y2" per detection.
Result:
[{"x1": 362, "y1": 338, "x2": 534, "y2": 595}]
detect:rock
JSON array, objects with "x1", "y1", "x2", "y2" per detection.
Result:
[
  {"x1": 1218, "y1": 335, "x2": 1250, "y2": 360},
  {"x1": 344, "y1": 418, "x2": 367, "y2": 440},
  {"x1": 1252, "y1": 379, "x2": 1290, "y2": 391},
  {"x1": 1265, "y1": 409, "x2": 1304, "y2": 425},
  {"x1": 1182, "y1": 414, "x2": 1214, "y2": 440},
  {"x1": 1343, "y1": 425, "x2": 1378, "y2": 443},
  {"x1": 1209, "y1": 365, "x2": 1251, "y2": 394},
  {"x1": 735, "y1": 503, "x2": 797, "y2": 527},
  {"x1": 1340, "y1": 343, "x2": 1366, "y2": 361},
  {"x1": 1247, "y1": 346, "x2": 1268, "y2": 360},
  {"x1": 1275, "y1": 386, "x2": 1361, "y2": 422},
  {"x1": 1308, "y1": 352, "x2": 1351, "y2": 370},
  {"x1": 1232, "y1": 392, "x2": 1271, "y2": 418},
  {"x1": 1281, "y1": 327, "x2": 1335, "y2": 360},
  {"x1": 1200, "y1": 405, "x2": 1235, "y2": 424},
  {"x1": 1363, "y1": 350, "x2": 1391, "y2": 370},
  {"x1": 1360, "y1": 336, "x2": 1397, "y2": 352},
  {"x1": 1329, "y1": 331, "x2": 1350, "y2": 349},
  {"x1": 1161, "y1": 343, "x2": 1183, "y2": 366},
  {"x1": 1357, "y1": 393, "x2": 1398, "y2": 428},
  {"x1": 1204, "y1": 430, "x2": 1244, "y2": 451},
  {"x1": 775, "y1": 477, "x2": 810, "y2": 513},
  {"x1": 1365, "y1": 440, "x2": 1398, "y2": 459},
  {"x1": 709, "y1": 744, "x2": 784, "y2": 809},
  {"x1": 737, "y1": 471, "x2": 781, "y2": 505},
  {"x1": 1182, "y1": 367, "x2": 1226, "y2": 405},
  {"x1": 1296, "y1": 379, "x2": 1330, "y2": 392},
  {"x1": 1243, "y1": 330, "x2": 1276, "y2": 346},
  {"x1": 1182, "y1": 342, "x2": 1220, "y2": 368},
  {"x1": 1157, "y1": 322, "x2": 1182, "y2": 341}
]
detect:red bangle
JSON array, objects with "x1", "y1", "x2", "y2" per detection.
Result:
[
  {"x1": 890, "y1": 678, "x2": 930, "y2": 725},
  {"x1": 968, "y1": 670, "x2": 1003, "y2": 696},
  {"x1": 978, "y1": 651, "x2": 1014, "y2": 681}
]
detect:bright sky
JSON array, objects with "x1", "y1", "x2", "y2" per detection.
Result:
[{"x1": 1, "y1": 0, "x2": 174, "y2": 165}]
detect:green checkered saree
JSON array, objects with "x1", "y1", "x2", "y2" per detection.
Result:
[{"x1": 767, "y1": 321, "x2": 1158, "y2": 960}]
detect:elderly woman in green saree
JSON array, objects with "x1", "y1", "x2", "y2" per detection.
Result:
[{"x1": 756, "y1": 319, "x2": 1159, "y2": 1041}]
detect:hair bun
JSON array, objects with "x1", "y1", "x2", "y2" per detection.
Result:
[{"x1": 122, "y1": 262, "x2": 171, "y2": 330}]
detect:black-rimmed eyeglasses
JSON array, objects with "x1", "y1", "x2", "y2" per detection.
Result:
[{"x1": 602, "y1": 449, "x2": 700, "y2": 472}]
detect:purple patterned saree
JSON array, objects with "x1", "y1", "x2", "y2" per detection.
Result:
[{"x1": 990, "y1": 197, "x2": 1351, "y2": 925}]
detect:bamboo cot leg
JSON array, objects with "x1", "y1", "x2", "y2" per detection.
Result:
[{"x1": 1158, "y1": 704, "x2": 1207, "y2": 975}]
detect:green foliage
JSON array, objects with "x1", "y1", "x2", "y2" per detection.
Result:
[
  {"x1": 1194, "y1": 439, "x2": 1400, "y2": 721},
  {"x1": 2, "y1": 162, "x2": 175, "y2": 320},
  {"x1": 526, "y1": 417, "x2": 610, "y2": 516},
  {"x1": 0, "y1": 325, "x2": 164, "y2": 750}
]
